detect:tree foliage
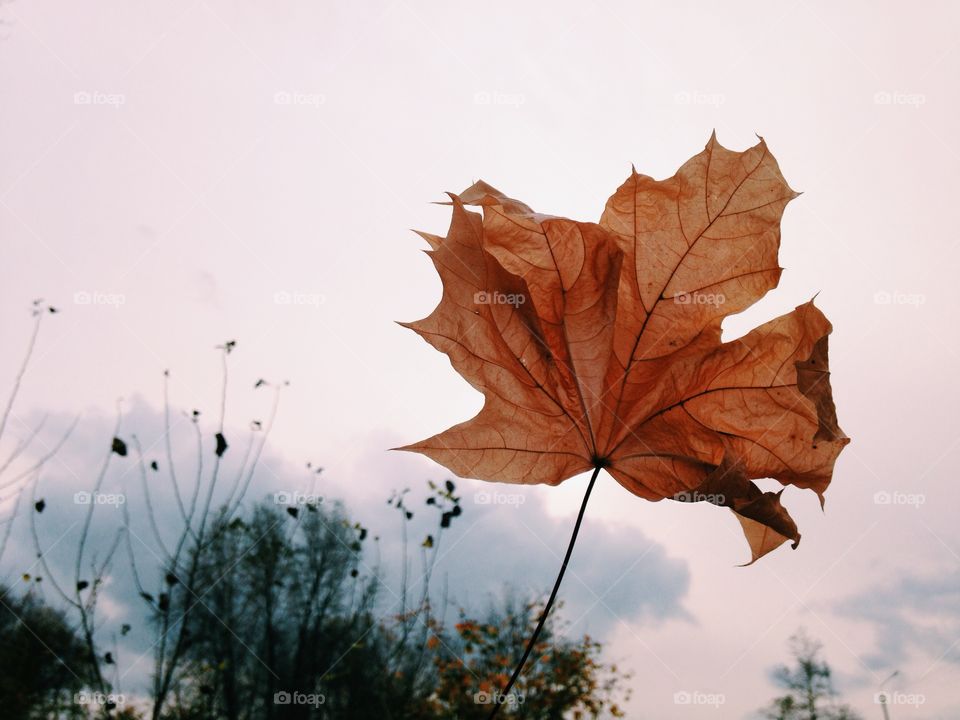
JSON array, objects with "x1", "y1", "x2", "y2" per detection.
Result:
[
  {"x1": 0, "y1": 584, "x2": 94, "y2": 719},
  {"x1": 761, "y1": 630, "x2": 861, "y2": 720},
  {"x1": 0, "y1": 319, "x2": 629, "y2": 719}
]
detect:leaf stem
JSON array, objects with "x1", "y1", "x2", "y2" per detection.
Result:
[{"x1": 488, "y1": 464, "x2": 601, "y2": 718}]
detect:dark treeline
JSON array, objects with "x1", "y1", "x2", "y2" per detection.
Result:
[{"x1": 0, "y1": 309, "x2": 629, "y2": 719}]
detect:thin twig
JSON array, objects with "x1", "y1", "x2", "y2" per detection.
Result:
[
  {"x1": 28, "y1": 469, "x2": 77, "y2": 607},
  {"x1": 225, "y1": 384, "x2": 282, "y2": 521},
  {"x1": 75, "y1": 406, "x2": 123, "y2": 589},
  {"x1": 162, "y1": 371, "x2": 190, "y2": 527},
  {"x1": 131, "y1": 435, "x2": 172, "y2": 562},
  {"x1": 0, "y1": 308, "x2": 42, "y2": 442},
  {"x1": 0, "y1": 415, "x2": 80, "y2": 493},
  {"x1": 194, "y1": 347, "x2": 229, "y2": 544},
  {"x1": 0, "y1": 413, "x2": 47, "y2": 476},
  {"x1": 0, "y1": 469, "x2": 26, "y2": 568}
]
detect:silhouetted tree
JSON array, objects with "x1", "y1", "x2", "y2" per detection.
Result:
[
  {"x1": 761, "y1": 630, "x2": 861, "y2": 720},
  {"x1": 171, "y1": 492, "x2": 630, "y2": 719},
  {"x1": 0, "y1": 313, "x2": 630, "y2": 719},
  {"x1": 0, "y1": 584, "x2": 94, "y2": 718}
]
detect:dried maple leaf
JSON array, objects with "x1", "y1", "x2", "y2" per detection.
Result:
[{"x1": 401, "y1": 133, "x2": 848, "y2": 564}]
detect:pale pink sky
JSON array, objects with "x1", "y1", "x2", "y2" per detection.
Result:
[{"x1": 2, "y1": 1, "x2": 960, "y2": 717}]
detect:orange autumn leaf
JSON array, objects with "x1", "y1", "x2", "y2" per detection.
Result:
[{"x1": 400, "y1": 133, "x2": 849, "y2": 563}]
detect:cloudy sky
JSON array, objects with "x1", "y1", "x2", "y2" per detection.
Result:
[{"x1": 2, "y1": 0, "x2": 959, "y2": 717}]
